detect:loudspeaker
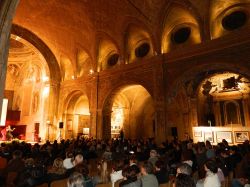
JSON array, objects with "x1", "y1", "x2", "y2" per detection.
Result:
[
  {"x1": 59, "y1": 122, "x2": 64, "y2": 129},
  {"x1": 171, "y1": 127, "x2": 178, "y2": 137}
]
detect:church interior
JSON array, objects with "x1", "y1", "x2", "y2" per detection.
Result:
[{"x1": 1, "y1": 0, "x2": 250, "y2": 144}]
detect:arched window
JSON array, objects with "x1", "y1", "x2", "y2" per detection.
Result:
[{"x1": 224, "y1": 101, "x2": 241, "y2": 125}]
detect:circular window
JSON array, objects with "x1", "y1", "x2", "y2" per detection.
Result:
[
  {"x1": 107, "y1": 53, "x2": 119, "y2": 66},
  {"x1": 171, "y1": 27, "x2": 191, "y2": 44},
  {"x1": 222, "y1": 11, "x2": 247, "y2": 31},
  {"x1": 135, "y1": 42, "x2": 150, "y2": 58}
]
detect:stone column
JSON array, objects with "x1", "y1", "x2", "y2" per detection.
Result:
[
  {"x1": 102, "y1": 110, "x2": 112, "y2": 140},
  {"x1": 154, "y1": 100, "x2": 166, "y2": 144},
  {"x1": 0, "y1": 0, "x2": 19, "y2": 118}
]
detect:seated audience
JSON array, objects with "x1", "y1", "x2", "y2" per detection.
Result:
[
  {"x1": 176, "y1": 163, "x2": 192, "y2": 176},
  {"x1": 197, "y1": 159, "x2": 221, "y2": 187},
  {"x1": 75, "y1": 163, "x2": 94, "y2": 187},
  {"x1": 175, "y1": 173, "x2": 195, "y2": 187},
  {"x1": 154, "y1": 160, "x2": 169, "y2": 184},
  {"x1": 129, "y1": 155, "x2": 140, "y2": 174},
  {"x1": 148, "y1": 150, "x2": 158, "y2": 166},
  {"x1": 140, "y1": 161, "x2": 159, "y2": 187},
  {"x1": 111, "y1": 160, "x2": 124, "y2": 187},
  {"x1": 68, "y1": 172, "x2": 84, "y2": 187},
  {"x1": 119, "y1": 166, "x2": 141, "y2": 187},
  {"x1": 47, "y1": 158, "x2": 67, "y2": 183}
]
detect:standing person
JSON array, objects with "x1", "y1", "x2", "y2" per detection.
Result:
[
  {"x1": 6, "y1": 126, "x2": 15, "y2": 140},
  {"x1": 120, "y1": 129, "x2": 124, "y2": 141},
  {"x1": 140, "y1": 161, "x2": 159, "y2": 187}
]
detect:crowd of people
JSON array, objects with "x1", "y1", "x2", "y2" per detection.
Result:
[{"x1": 0, "y1": 136, "x2": 249, "y2": 187}]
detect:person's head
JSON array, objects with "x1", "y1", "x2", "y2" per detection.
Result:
[
  {"x1": 155, "y1": 160, "x2": 165, "y2": 171},
  {"x1": 140, "y1": 161, "x2": 153, "y2": 175},
  {"x1": 13, "y1": 150, "x2": 22, "y2": 159},
  {"x1": 204, "y1": 159, "x2": 218, "y2": 174},
  {"x1": 176, "y1": 163, "x2": 192, "y2": 176},
  {"x1": 75, "y1": 163, "x2": 89, "y2": 177},
  {"x1": 122, "y1": 167, "x2": 129, "y2": 180},
  {"x1": 25, "y1": 158, "x2": 34, "y2": 167},
  {"x1": 53, "y1": 158, "x2": 64, "y2": 169},
  {"x1": 150, "y1": 150, "x2": 157, "y2": 158},
  {"x1": 67, "y1": 172, "x2": 84, "y2": 187},
  {"x1": 74, "y1": 154, "x2": 84, "y2": 165},
  {"x1": 127, "y1": 166, "x2": 138, "y2": 180},
  {"x1": 112, "y1": 160, "x2": 124, "y2": 172},
  {"x1": 129, "y1": 154, "x2": 137, "y2": 165},
  {"x1": 175, "y1": 173, "x2": 195, "y2": 187},
  {"x1": 205, "y1": 141, "x2": 212, "y2": 149}
]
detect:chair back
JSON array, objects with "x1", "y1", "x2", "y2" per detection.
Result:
[
  {"x1": 0, "y1": 157, "x2": 7, "y2": 169},
  {"x1": 51, "y1": 178, "x2": 68, "y2": 187},
  {"x1": 36, "y1": 183, "x2": 49, "y2": 187},
  {"x1": 114, "y1": 179, "x2": 123, "y2": 187},
  {"x1": 160, "y1": 182, "x2": 170, "y2": 187},
  {"x1": 6, "y1": 172, "x2": 18, "y2": 187},
  {"x1": 96, "y1": 183, "x2": 112, "y2": 187}
]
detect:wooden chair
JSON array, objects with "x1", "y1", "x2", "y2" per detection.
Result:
[
  {"x1": 114, "y1": 179, "x2": 123, "y2": 187},
  {"x1": 0, "y1": 157, "x2": 7, "y2": 169},
  {"x1": 6, "y1": 172, "x2": 18, "y2": 187},
  {"x1": 36, "y1": 183, "x2": 49, "y2": 187},
  {"x1": 51, "y1": 178, "x2": 68, "y2": 187},
  {"x1": 160, "y1": 182, "x2": 170, "y2": 187},
  {"x1": 228, "y1": 171, "x2": 233, "y2": 187},
  {"x1": 96, "y1": 183, "x2": 112, "y2": 187}
]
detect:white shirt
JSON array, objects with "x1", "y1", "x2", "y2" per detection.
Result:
[
  {"x1": 204, "y1": 171, "x2": 221, "y2": 187},
  {"x1": 110, "y1": 170, "x2": 123, "y2": 187}
]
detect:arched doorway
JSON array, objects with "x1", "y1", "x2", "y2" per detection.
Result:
[
  {"x1": 63, "y1": 91, "x2": 90, "y2": 139},
  {"x1": 102, "y1": 85, "x2": 155, "y2": 139}
]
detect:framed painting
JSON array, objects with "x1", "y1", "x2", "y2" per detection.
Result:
[
  {"x1": 216, "y1": 131, "x2": 233, "y2": 144},
  {"x1": 194, "y1": 130, "x2": 202, "y2": 137},
  {"x1": 234, "y1": 131, "x2": 249, "y2": 143},
  {"x1": 204, "y1": 131, "x2": 214, "y2": 143}
]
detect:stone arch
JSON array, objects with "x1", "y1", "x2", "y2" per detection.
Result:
[
  {"x1": 0, "y1": 1, "x2": 19, "y2": 115},
  {"x1": 62, "y1": 90, "x2": 90, "y2": 139},
  {"x1": 96, "y1": 32, "x2": 121, "y2": 71},
  {"x1": 166, "y1": 62, "x2": 250, "y2": 139},
  {"x1": 210, "y1": 1, "x2": 250, "y2": 39},
  {"x1": 60, "y1": 55, "x2": 74, "y2": 81},
  {"x1": 123, "y1": 20, "x2": 155, "y2": 64},
  {"x1": 161, "y1": 2, "x2": 202, "y2": 53},
  {"x1": 11, "y1": 24, "x2": 61, "y2": 83},
  {"x1": 101, "y1": 83, "x2": 155, "y2": 139},
  {"x1": 76, "y1": 49, "x2": 92, "y2": 77}
]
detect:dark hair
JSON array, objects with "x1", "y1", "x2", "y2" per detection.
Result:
[
  {"x1": 13, "y1": 150, "x2": 22, "y2": 158},
  {"x1": 74, "y1": 163, "x2": 89, "y2": 177},
  {"x1": 205, "y1": 159, "x2": 218, "y2": 173},
  {"x1": 112, "y1": 160, "x2": 124, "y2": 171},
  {"x1": 127, "y1": 166, "x2": 138, "y2": 181},
  {"x1": 175, "y1": 173, "x2": 195, "y2": 187},
  {"x1": 141, "y1": 161, "x2": 153, "y2": 174},
  {"x1": 155, "y1": 160, "x2": 165, "y2": 170}
]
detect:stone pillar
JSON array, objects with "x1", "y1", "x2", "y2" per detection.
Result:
[
  {"x1": 154, "y1": 99, "x2": 166, "y2": 144},
  {"x1": 102, "y1": 111, "x2": 112, "y2": 140},
  {"x1": 0, "y1": 0, "x2": 19, "y2": 118},
  {"x1": 242, "y1": 97, "x2": 249, "y2": 126},
  {"x1": 187, "y1": 98, "x2": 198, "y2": 136}
]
